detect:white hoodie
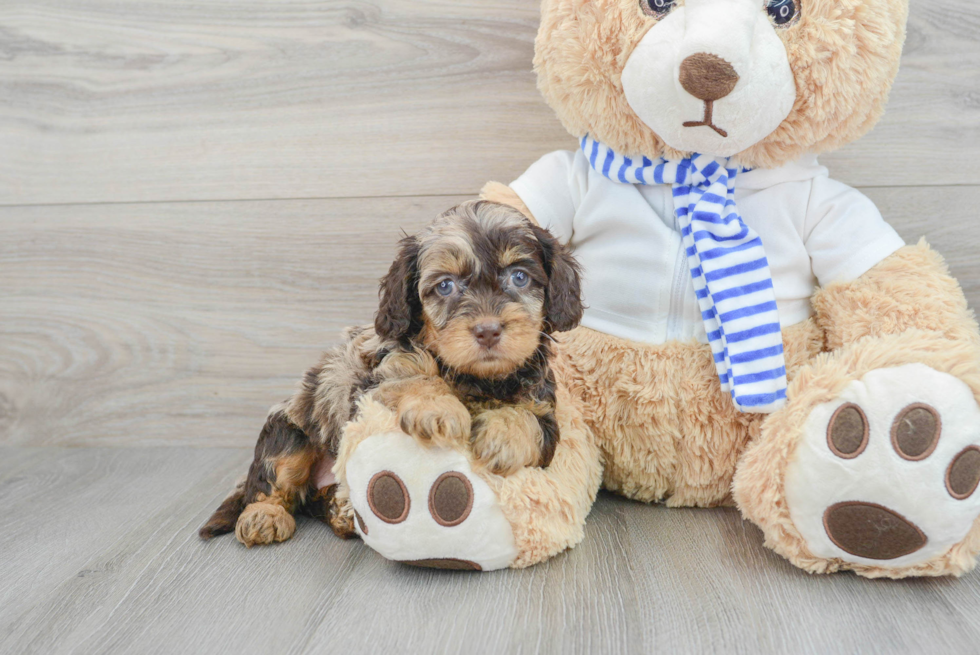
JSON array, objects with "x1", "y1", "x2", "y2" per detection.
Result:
[{"x1": 510, "y1": 149, "x2": 905, "y2": 345}]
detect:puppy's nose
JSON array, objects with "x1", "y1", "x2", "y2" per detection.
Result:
[
  {"x1": 473, "y1": 322, "x2": 502, "y2": 348},
  {"x1": 679, "y1": 53, "x2": 739, "y2": 102}
]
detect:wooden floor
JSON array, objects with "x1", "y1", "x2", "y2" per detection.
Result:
[{"x1": 2, "y1": 1, "x2": 980, "y2": 653}]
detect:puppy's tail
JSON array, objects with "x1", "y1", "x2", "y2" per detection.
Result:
[{"x1": 199, "y1": 480, "x2": 247, "y2": 540}]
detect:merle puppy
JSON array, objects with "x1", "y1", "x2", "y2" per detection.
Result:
[{"x1": 200, "y1": 200, "x2": 583, "y2": 547}]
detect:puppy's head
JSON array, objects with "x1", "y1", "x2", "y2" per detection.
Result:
[{"x1": 375, "y1": 200, "x2": 582, "y2": 378}]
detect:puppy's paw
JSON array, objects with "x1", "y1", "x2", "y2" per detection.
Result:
[
  {"x1": 398, "y1": 394, "x2": 472, "y2": 448},
  {"x1": 235, "y1": 501, "x2": 296, "y2": 547},
  {"x1": 471, "y1": 408, "x2": 543, "y2": 476},
  {"x1": 302, "y1": 484, "x2": 358, "y2": 539},
  {"x1": 326, "y1": 491, "x2": 358, "y2": 539}
]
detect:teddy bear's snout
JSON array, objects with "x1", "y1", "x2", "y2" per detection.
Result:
[
  {"x1": 680, "y1": 52, "x2": 738, "y2": 102},
  {"x1": 678, "y1": 53, "x2": 739, "y2": 102}
]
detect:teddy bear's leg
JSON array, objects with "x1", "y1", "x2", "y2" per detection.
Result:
[
  {"x1": 555, "y1": 321, "x2": 823, "y2": 508},
  {"x1": 333, "y1": 381, "x2": 601, "y2": 570},
  {"x1": 734, "y1": 244, "x2": 980, "y2": 577}
]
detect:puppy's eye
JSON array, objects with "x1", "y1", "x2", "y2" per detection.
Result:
[
  {"x1": 766, "y1": 0, "x2": 798, "y2": 26},
  {"x1": 510, "y1": 270, "x2": 530, "y2": 288},
  {"x1": 641, "y1": 0, "x2": 676, "y2": 17},
  {"x1": 436, "y1": 279, "x2": 455, "y2": 297}
]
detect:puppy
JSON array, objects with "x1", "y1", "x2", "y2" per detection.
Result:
[{"x1": 199, "y1": 200, "x2": 582, "y2": 547}]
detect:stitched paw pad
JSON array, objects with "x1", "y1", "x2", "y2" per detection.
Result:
[
  {"x1": 346, "y1": 432, "x2": 517, "y2": 571},
  {"x1": 785, "y1": 364, "x2": 980, "y2": 567}
]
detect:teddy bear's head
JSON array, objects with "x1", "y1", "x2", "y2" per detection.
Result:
[{"x1": 534, "y1": 0, "x2": 908, "y2": 169}]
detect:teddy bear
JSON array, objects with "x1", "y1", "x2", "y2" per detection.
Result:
[{"x1": 338, "y1": 0, "x2": 980, "y2": 578}]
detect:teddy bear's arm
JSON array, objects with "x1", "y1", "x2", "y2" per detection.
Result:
[
  {"x1": 483, "y1": 150, "x2": 586, "y2": 246},
  {"x1": 811, "y1": 241, "x2": 980, "y2": 352},
  {"x1": 480, "y1": 181, "x2": 537, "y2": 224}
]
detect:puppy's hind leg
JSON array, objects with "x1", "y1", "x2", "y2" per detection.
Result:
[
  {"x1": 201, "y1": 406, "x2": 319, "y2": 547},
  {"x1": 198, "y1": 479, "x2": 247, "y2": 540}
]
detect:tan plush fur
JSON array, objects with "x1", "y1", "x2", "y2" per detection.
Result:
[
  {"x1": 347, "y1": 0, "x2": 979, "y2": 577},
  {"x1": 336, "y1": 373, "x2": 603, "y2": 569},
  {"x1": 556, "y1": 318, "x2": 824, "y2": 507},
  {"x1": 534, "y1": 0, "x2": 908, "y2": 169},
  {"x1": 734, "y1": 330, "x2": 980, "y2": 578},
  {"x1": 812, "y1": 240, "x2": 980, "y2": 351},
  {"x1": 477, "y1": 0, "x2": 980, "y2": 574},
  {"x1": 733, "y1": 247, "x2": 980, "y2": 577},
  {"x1": 480, "y1": 181, "x2": 534, "y2": 221},
  {"x1": 549, "y1": 242, "x2": 980, "y2": 576},
  {"x1": 482, "y1": 351, "x2": 603, "y2": 568}
]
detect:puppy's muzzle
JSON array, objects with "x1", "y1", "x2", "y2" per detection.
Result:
[{"x1": 472, "y1": 321, "x2": 502, "y2": 349}]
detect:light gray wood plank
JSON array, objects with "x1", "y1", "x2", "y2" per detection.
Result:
[
  {"x1": 1, "y1": 187, "x2": 977, "y2": 449},
  {"x1": 0, "y1": 447, "x2": 252, "y2": 653},
  {"x1": 3, "y1": 447, "x2": 980, "y2": 655},
  {"x1": 1, "y1": 0, "x2": 978, "y2": 206},
  {"x1": 0, "y1": 195, "x2": 467, "y2": 447},
  {"x1": 821, "y1": 0, "x2": 980, "y2": 187},
  {"x1": 864, "y1": 184, "x2": 980, "y2": 306}
]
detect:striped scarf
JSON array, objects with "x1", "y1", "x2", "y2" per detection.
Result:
[{"x1": 581, "y1": 135, "x2": 787, "y2": 413}]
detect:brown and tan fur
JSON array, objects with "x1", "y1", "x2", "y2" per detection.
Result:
[{"x1": 199, "y1": 200, "x2": 583, "y2": 546}]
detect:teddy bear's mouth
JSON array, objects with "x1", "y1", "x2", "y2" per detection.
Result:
[{"x1": 682, "y1": 100, "x2": 729, "y2": 138}]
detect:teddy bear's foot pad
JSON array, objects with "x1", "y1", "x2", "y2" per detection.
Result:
[
  {"x1": 346, "y1": 432, "x2": 517, "y2": 571},
  {"x1": 785, "y1": 364, "x2": 980, "y2": 567}
]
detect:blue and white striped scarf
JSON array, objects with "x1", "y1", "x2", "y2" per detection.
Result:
[{"x1": 581, "y1": 135, "x2": 787, "y2": 413}]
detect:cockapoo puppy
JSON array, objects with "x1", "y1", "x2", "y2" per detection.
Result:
[{"x1": 200, "y1": 200, "x2": 583, "y2": 547}]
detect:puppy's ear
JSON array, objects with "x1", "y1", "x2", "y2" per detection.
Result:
[
  {"x1": 530, "y1": 224, "x2": 583, "y2": 333},
  {"x1": 375, "y1": 235, "x2": 423, "y2": 345}
]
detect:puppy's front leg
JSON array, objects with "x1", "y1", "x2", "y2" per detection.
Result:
[
  {"x1": 374, "y1": 376, "x2": 471, "y2": 449},
  {"x1": 471, "y1": 404, "x2": 558, "y2": 476}
]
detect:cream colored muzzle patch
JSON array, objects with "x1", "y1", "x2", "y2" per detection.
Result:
[{"x1": 622, "y1": 0, "x2": 796, "y2": 157}]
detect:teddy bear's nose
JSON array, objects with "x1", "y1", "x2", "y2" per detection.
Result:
[{"x1": 679, "y1": 53, "x2": 740, "y2": 102}]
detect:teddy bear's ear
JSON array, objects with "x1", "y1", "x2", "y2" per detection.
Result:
[
  {"x1": 530, "y1": 224, "x2": 583, "y2": 333},
  {"x1": 375, "y1": 235, "x2": 423, "y2": 345}
]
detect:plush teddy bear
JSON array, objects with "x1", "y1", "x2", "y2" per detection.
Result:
[{"x1": 341, "y1": 0, "x2": 980, "y2": 577}]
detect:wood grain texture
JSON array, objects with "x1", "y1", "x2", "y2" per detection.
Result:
[
  {"x1": 1, "y1": 188, "x2": 976, "y2": 449},
  {"x1": 0, "y1": 195, "x2": 465, "y2": 447},
  {"x1": 2, "y1": 0, "x2": 980, "y2": 650},
  {"x1": 2, "y1": 447, "x2": 980, "y2": 655},
  {"x1": 1, "y1": 0, "x2": 979, "y2": 206}
]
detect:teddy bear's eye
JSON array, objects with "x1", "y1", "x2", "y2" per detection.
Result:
[
  {"x1": 766, "y1": 0, "x2": 798, "y2": 26},
  {"x1": 641, "y1": 0, "x2": 676, "y2": 17}
]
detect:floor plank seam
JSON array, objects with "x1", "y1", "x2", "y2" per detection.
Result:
[{"x1": 1, "y1": 183, "x2": 977, "y2": 211}]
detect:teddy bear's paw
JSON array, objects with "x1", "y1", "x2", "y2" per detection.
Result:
[
  {"x1": 785, "y1": 363, "x2": 980, "y2": 568},
  {"x1": 345, "y1": 431, "x2": 518, "y2": 571}
]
